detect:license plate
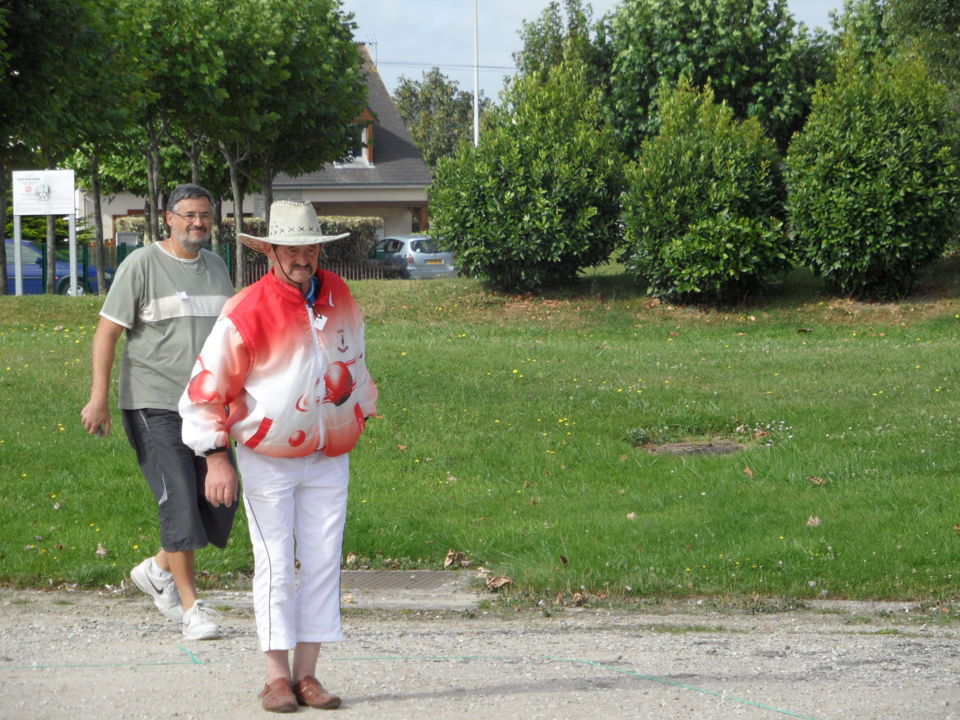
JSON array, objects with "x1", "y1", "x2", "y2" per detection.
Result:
[{"x1": 426, "y1": 259, "x2": 442, "y2": 265}]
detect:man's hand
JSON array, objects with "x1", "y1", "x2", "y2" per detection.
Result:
[
  {"x1": 81, "y1": 400, "x2": 111, "y2": 437},
  {"x1": 204, "y1": 452, "x2": 239, "y2": 507},
  {"x1": 82, "y1": 318, "x2": 124, "y2": 438}
]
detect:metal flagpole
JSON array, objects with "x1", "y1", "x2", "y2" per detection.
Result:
[{"x1": 473, "y1": 0, "x2": 480, "y2": 147}]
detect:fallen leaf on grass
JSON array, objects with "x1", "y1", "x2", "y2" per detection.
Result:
[
  {"x1": 808, "y1": 476, "x2": 827, "y2": 486},
  {"x1": 807, "y1": 515, "x2": 822, "y2": 527},
  {"x1": 744, "y1": 467, "x2": 754, "y2": 479},
  {"x1": 95, "y1": 543, "x2": 108, "y2": 557},
  {"x1": 444, "y1": 549, "x2": 470, "y2": 568},
  {"x1": 626, "y1": 512, "x2": 637, "y2": 520},
  {"x1": 485, "y1": 575, "x2": 513, "y2": 592}
]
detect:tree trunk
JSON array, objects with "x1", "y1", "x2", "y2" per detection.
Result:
[
  {"x1": 145, "y1": 152, "x2": 160, "y2": 244},
  {"x1": 145, "y1": 121, "x2": 163, "y2": 243},
  {"x1": 212, "y1": 198, "x2": 222, "y2": 250},
  {"x1": 260, "y1": 156, "x2": 276, "y2": 230},
  {"x1": 90, "y1": 153, "x2": 107, "y2": 294},
  {"x1": 220, "y1": 140, "x2": 250, "y2": 286},
  {"x1": 229, "y1": 160, "x2": 244, "y2": 285},
  {"x1": 189, "y1": 137, "x2": 202, "y2": 184}
]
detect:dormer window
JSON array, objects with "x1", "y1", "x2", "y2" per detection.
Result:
[{"x1": 335, "y1": 124, "x2": 373, "y2": 168}]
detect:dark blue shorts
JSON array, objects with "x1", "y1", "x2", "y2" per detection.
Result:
[{"x1": 122, "y1": 408, "x2": 238, "y2": 552}]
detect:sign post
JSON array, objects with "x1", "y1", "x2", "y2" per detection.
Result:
[{"x1": 11, "y1": 170, "x2": 77, "y2": 295}]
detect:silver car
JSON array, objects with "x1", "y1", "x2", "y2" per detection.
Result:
[{"x1": 372, "y1": 235, "x2": 457, "y2": 279}]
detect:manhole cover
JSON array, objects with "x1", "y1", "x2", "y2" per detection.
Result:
[
  {"x1": 341, "y1": 570, "x2": 461, "y2": 591},
  {"x1": 644, "y1": 439, "x2": 744, "y2": 456}
]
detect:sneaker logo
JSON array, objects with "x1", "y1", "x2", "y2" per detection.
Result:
[{"x1": 146, "y1": 575, "x2": 167, "y2": 595}]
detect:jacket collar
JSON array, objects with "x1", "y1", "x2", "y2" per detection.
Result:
[{"x1": 264, "y1": 266, "x2": 330, "y2": 309}]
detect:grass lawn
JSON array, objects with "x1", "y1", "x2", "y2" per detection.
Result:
[{"x1": 1, "y1": 261, "x2": 959, "y2": 606}]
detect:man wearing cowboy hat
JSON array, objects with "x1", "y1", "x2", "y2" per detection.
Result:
[{"x1": 179, "y1": 200, "x2": 377, "y2": 712}]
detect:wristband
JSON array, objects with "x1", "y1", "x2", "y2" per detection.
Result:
[{"x1": 203, "y1": 446, "x2": 228, "y2": 457}]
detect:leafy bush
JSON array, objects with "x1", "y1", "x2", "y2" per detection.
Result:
[
  {"x1": 620, "y1": 78, "x2": 790, "y2": 303},
  {"x1": 429, "y1": 58, "x2": 624, "y2": 293},
  {"x1": 786, "y1": 52, "x2": 960, "y2": 299},
  {"x1": 608, "y1": 0, "x2": 827, "y2": 154}
]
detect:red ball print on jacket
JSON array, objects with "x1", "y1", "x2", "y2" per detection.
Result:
[
  {"x1": 187, "y1": 359, "x2": 218, "y2": 402},
  {"x1": 324, "y1": 360, "x2": 356, "y2": 407}
]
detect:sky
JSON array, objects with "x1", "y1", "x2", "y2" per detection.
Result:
[{"x1": 340, "y1": 0, "x2": 841, "y2": 99}]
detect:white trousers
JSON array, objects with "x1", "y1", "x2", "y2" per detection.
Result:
[{"x1": 237, "y1": 446, "x2": 349, "y2": 651}]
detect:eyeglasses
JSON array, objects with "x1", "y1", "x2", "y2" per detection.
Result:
[{"x1": 172, "y1": 211, "x2": 214, "y2": 223}]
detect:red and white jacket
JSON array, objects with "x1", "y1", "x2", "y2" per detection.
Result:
[{"x1": 180, "y1": 268, "x2": 377, "y2": 458}]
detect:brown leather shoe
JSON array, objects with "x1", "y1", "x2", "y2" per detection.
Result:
[
  {"x1": 258, "y1": 677, "x2": 298, "y2": 713},
  {"x1": 294, "y1": 676, "x2": 341, "y2": 709}
]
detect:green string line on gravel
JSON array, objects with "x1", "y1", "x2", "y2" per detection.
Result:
[
  {"x1": 1, "y1": 651, "x2": 822, "y2": 719},
  {"x1": 0, "y1": 646, "x2": 219, "y2": 670},
  {"x1": 334, "y1": 653, "x2": 822, "y2": 720}
]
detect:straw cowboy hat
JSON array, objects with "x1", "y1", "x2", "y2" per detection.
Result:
[{"x1": 238, "y1": 201, "x2": 349, "y2": 254}]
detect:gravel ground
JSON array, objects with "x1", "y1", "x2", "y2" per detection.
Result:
[{"x1": 0, "y1": 585, "x2": 957, "y2": 720}]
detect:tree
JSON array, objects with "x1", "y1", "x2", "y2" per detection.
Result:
[
  {"x1": 201, "y1": 0, "x2": 367, "y2": 278},
  {"x1": 621, "y1": 77, "x2": 789, "y2": 302},
  {"x1": 608, "y1": 0, "x2": 829, "y2": 154},
  {"x1": 0, "y1": 0, "x2": 116, "y2": 292},
  {"x1": 828, "y1": 0, "x2": 893, "y2": 74},
  {"x1": 117, "y1": 0, "x2": 229, "y2": 244},
  {"x1": 393, "y1": 69, "x2": 490, "y2": 172},
  {"x1": 888, "y1": 0, "x2": 960, "y2": 93},
  {"x1": 786, "y1": 51, "x2": 960, "y2": 299},
  {"x1": 243, "y1": 0, "x2": 368, "y2": 226},
  {"x1": 513, "y1": 0, "x2": 613, "y2": 91},
  {"x1": 430, "y1": 59, "x2": 624, "y2": 292},
  {"x1": 69, "y1": 0, "x2": 144, "y2": 293}
]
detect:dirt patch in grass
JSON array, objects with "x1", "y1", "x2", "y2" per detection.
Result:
[{"x1": 642, "y1": 439, "x2": 745, "y2": 456}]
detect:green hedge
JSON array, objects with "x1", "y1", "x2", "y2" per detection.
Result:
[
  {"x1": 112, "y1": 214, "x2": 382, "y2": 266},
  {"x1": 430, "y1": 59, "x2": 624, "y2": 292},
  {"x1": 786, "y1": 52, "x2": 960, "y2": 299},
  {"x1": 621, "y1": 77, "x2": 790, "y2": 303},
  {"x1": 223, "y1": 216, "x2": 382, "y2": 265}
]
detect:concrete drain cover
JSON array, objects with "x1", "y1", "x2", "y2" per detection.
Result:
[
  {"x1": 644, "y1": 439, "x2": 744, "y2": 456},
  {"x1": 341, "y1": 570, "x2": 465, "y2": 591}
]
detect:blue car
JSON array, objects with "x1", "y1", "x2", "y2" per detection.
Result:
[{"x1": 5, "y1": 239, "x2": 112, "y2": 295}]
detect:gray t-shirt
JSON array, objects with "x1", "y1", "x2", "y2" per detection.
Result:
[{"x1": 100, "y1": 242, "x2": 233, "y2": 411}]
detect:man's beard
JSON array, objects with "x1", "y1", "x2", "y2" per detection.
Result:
[{"x1": 178, "y1": 232, "x2": 210, "y2": 255}]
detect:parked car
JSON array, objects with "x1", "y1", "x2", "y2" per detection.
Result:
[
  {"x1": 5, "y1": 239, "x2": 112, "y2": 295},
  {"x1": 371, "y1": 235, "x2": 457, "y2": 279}
]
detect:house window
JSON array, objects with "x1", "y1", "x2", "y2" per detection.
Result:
[{"x1": 334, "y1": 124, "x2": 372, "y2": 168}]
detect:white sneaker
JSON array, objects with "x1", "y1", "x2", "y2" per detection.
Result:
[
  {"x1": 130, "y1": 558, "x2": 183, "y2": 621},
  {"x1": 182, "y1": 600, "x2": 222, "y2": 640}
]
